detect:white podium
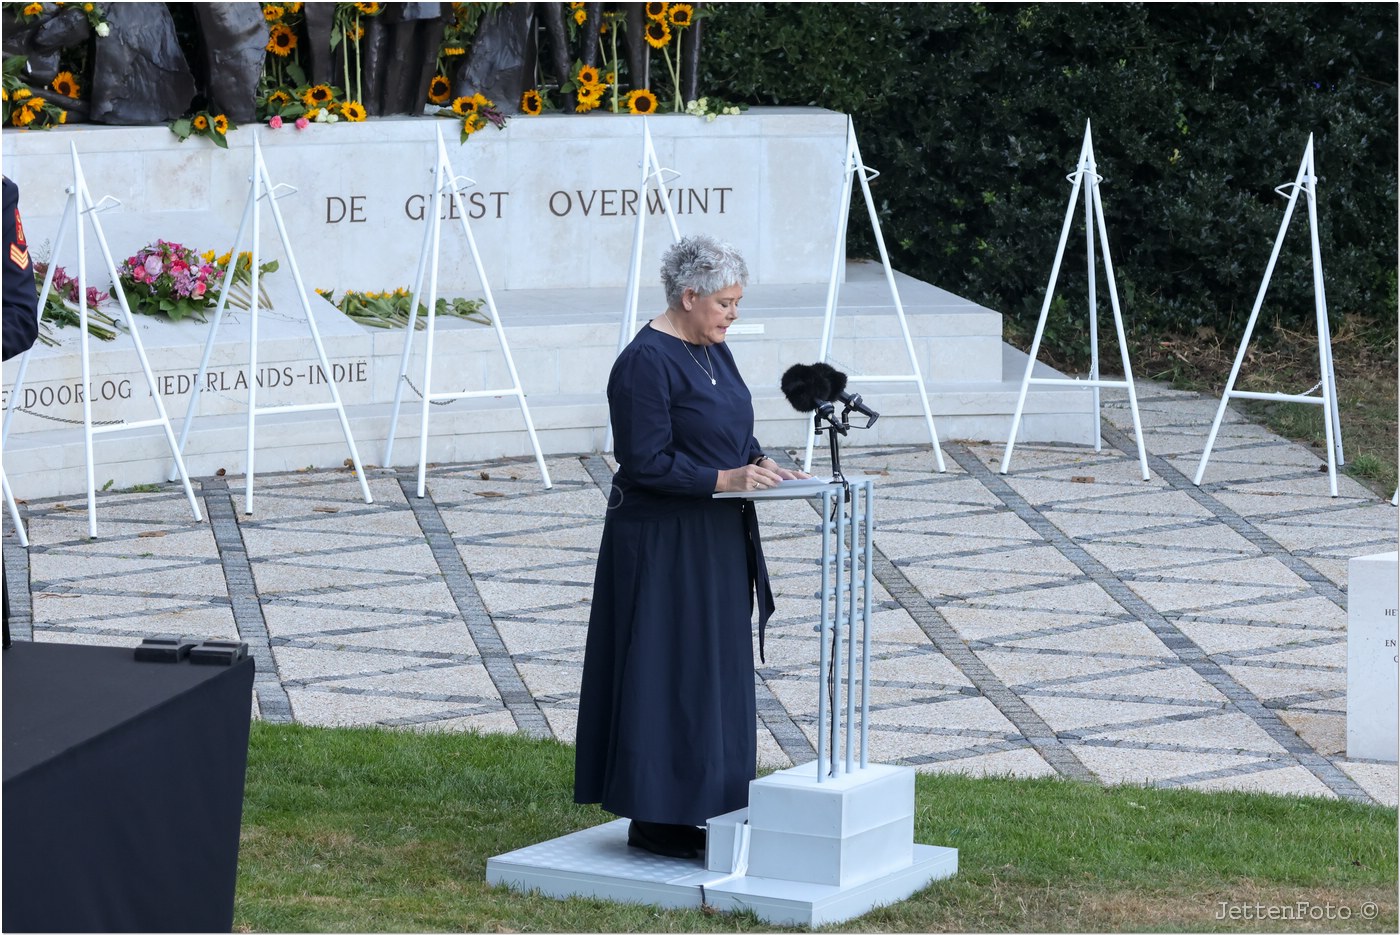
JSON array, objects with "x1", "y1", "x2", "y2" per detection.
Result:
[
  {"x1": 486, "y1": 475, "x2": 958, "y2": 925},
  {"x1": 1347, "y1": 551, "x2": 1398, "y2": 761}
]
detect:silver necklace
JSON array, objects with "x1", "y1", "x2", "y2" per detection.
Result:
[{"x1": 666, "y1": 311, "x2": 716, "y2": 385}]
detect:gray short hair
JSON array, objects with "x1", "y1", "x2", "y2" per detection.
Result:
[{"x1": 660, "y1": 235, "x2": 749, "y2": 307}]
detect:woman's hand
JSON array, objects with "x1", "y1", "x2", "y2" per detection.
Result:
[
  {"x1": 716, "y1": 462, "x2": 785, "y2": 493},
  {"x1": 715, "y1": 457, "x2": 812, "y2": 492}
]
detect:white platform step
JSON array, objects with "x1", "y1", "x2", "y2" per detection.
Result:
[
  {"x1": 485, "y1": 817, "x2": 957, "y2": 927},
  {"x1": 3, "y1": 260, "x2": 1101, "y2": 498}
]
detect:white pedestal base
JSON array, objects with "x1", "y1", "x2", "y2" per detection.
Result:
[{"x1": 485, "y1": 762, "x2": 956, "y2": 926}]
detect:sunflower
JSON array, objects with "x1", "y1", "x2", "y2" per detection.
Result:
[
  {"x1": 520, "y1": 88, "x2": 543, "y2": 116},
  {"x1": 572, "y1": 8, "x2": 586, "y2": 26},
  {"x1": 303, "y1": 84, "x2": 333, "y2": 106},
  {"x1": 347, "y1": 23, "x2": 364, "y2": 41},
  {"x1": 21, "y1": 2, "x2": 41, "y2": 15},
  {"x1": 574, "y1": 83, "x2": 604, "y2": 113},
  {"x1": 461, "y1": 112, "x2": 485, "y2": 135},
  {"x1": 268, "y1": 89, "x2": 292, "y2": 107},
  {"x1": 12, "y1": 87, "x2": 31, "y2": 101},
  {"x1": 428, "y1": 75, "x2": 451, "y2": 104},
  {"x1": 576, "y1": 64, "x2": 599, "y2": 87},
  {"x1": 192, "y1": 114, "x2": 210, "y2": 131},
  {"x1": 645, "y1": 2, "x2": 668, "y2": 20},
  {"x1": 1, "y1": 88, "x2": 8, "y2": 102},
  {"x1": 341, "y1": 100, "x2": 367, "y2": 122},
  {"x1": 626, "y1": 88, "x2": 658, "y2": 115},
  {"x1": 51, "y1": 71, "x2": 80, "y2": 99},
  {"x1": 451, "y1": 95, "x2": 474, "y2": 116},
  {"x1": 213, "y1": 114, "x2": 229, "y2": 134},
  {"x1": 267, "y1": 24, "x2": 297, "y2": 56},
  {"x1": 287, "y1": 2, "x2": 303, "y2": 11},
  {"x1": 443, "y1": 46, "x2": 466, "y2": 56},
  {"x1": 12, "y1": 106, "x2": 34, "y2": 127},
  {"x1": 605, "y1": 71, "x2": 617, "y2": 85},
  {"x1": 56, "y1": 108, "x2": 66, "y2": 124},
  {"x1": 355, "y1": 1, "x2": 380, "y2": 13},
  {"x1": 262, "y1": 4, "x2": 284, "y2": 21},
  {"x1": 644, "y1": 18, "x2": 671, "y2": 48},
  {"x1": 668, "y1": 3, "x2": 693, "y2": 27},
  {"x1": 568, "y1": 1, "x2": 583, "y2": 7}
]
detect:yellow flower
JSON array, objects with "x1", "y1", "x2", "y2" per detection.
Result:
[
  {"x1": 287, "y1": 2, "x2": 303, "y2": 11},
  {"x1": 568, "y1": 1, "x2": 583, "y2": 7},
  {"x1": 262, "y1": 4, "x2": 284, "y2": 21},
  {"x1": 13, "y1": 106, "x2": 34, "y2": 127},
  {"x1": 574, "y1": 83, "x2": 603, "y2": 112},
  {"x1": 218, "y1": 252, "x2": 232, "y2": 266},
  {"x1": 82, "y1": 2, "x2": 93, "y2": 10},
  {"x1": 645, "y1": 2, "x2": 668, "y2": 20},
  {"x1": 471, "y1": 92, "x2": 491, "y2": 109},
  {"x1": 428, "y1": 75, "x2": 451, "y2": 104},
  {"x1": 668, "y1": 3, "x2": 693, "y2": 27},
  {"x1": 201, "y1": 250, "x2": 217, "y2": 262},
  {"x1": 355, "y1": 2, "x2": 380, "y2": 14},
  {"x1": 520, "y1": 88, "x2": 542, "y2": 115},
  {"x1": 644, "y1": 18, "x2": 671, "y2": 48},
  {"x1": 303, "y1": 84, "x2": 333, "y2": 105},
  {"x1": 267, "y1": 24, "x2": 297, "y2": 56},
  {"x1": 451, "y1": 95, "x2": 473, "y2": 116},
  {"x1": 341, "y1": 100, "x2": 367, "y2": 122},
  {"x1": 573, "y1": 8, "x2": 586, "y2": 26},
  {"x1": 443, "y1": 46, "x2": 466, "y2": 56},
  {"x1": 213, "y1": 114, "x2": 229, "y2": 134},
  {"x1": 24, "y1": 97, "x2": 43, "y2": 111},
  {"x1": 56, "y1": 108, "x2": 66, "y2": 124},
  {"x1": 347, "y1": 23, "x2": 364, "y2": 41},
  {"x1": 577, "y1": 64, "x2": 599, "y2": 87},
  {"x1": 51, "y1": 71, "x2": 80, "y2": 98},
  {"x1": 12, "y1": 87, "x2": 31, "y2": 101},
  {"x1": 22, "y1": 2, "x2": 42, "y2": 14},
  {"x1": 1, "y1": 88, "x2": 8, "y2": 102},
  {"x1": 193, "y1": 114, "x2": 210, "y2": 131},
  {"x1": 462, "y1": 112, "x2": 485, "y2": 135},
  {"x1": 268, "y1": 89, "x2": 292, "y2": 106},
  {"x1": 626, "y1": 88, "x2": 658, "y2": 115},
  {"x1": 605, "y1": 71, "x2": 617, "y2": 85}
]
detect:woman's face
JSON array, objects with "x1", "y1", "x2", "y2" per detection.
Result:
[{"x1": 679, "y1": 283, "x2": 743, "y2": 345}]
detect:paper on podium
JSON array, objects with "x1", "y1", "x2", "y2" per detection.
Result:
[{"x1": 713, "y1": 475, "x2": 872, "y2": 501}]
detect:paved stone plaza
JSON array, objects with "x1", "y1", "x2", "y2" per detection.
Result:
[{"x1": 4, "y1": 383, "x2": 1396, "y2": 807}]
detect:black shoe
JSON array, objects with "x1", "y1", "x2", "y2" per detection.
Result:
[
  {"x1": 627, "y1": 820, "x2": 698, "y2": 859},
  {"x1": 682, "y1": 824, "x2": 707, "y2": 852}
]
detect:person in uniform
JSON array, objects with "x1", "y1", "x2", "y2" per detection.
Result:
[
  {"x1": 574, "y1": 235, "x2": 808, "y2": 859},
  {"x1": 3, "y1": 175, "x2": 41, "y2": 648}
]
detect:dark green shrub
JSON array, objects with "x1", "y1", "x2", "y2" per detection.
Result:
[{"x1": 702, "y1": 2, "x2": 1397, "y2": 363}]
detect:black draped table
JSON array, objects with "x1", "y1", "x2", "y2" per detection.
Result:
[{"x1": 3, "y1": 640, "x2": 254, "y2": 933}]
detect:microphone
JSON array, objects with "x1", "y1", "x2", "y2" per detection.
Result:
[{"x1": 780, "y1": 363, "x2": 879, "y2": 426}]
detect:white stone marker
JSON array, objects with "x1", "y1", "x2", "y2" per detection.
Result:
[{"x1": 1347, "y1": 551, "x2": 1398, "y2": 761}]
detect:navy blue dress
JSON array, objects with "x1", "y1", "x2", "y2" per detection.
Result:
[{"x1": 574, "y1": 324, "x2": 774, "y2": 825}]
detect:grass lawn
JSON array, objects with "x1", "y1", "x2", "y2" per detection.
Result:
[{"x1": 236, "y1": 723, "x2": 1397, "y2": 933}]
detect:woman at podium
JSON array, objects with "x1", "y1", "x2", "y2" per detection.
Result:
[{"x1": 574, "y1": 235, "x2": 807, "y2": 859}]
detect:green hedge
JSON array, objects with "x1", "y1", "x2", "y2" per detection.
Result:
[{"x1": 701, "y1": 2, "x2": 1397, "y2": 359}]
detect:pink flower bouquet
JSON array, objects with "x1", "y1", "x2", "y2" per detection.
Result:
[{"x1": 117, "y1": 240, "x2": 225, "y2": 321}]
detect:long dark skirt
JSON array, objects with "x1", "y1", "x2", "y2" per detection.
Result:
[{"x1": 573, "y1": 496, "x2": 757, "y2": 826}]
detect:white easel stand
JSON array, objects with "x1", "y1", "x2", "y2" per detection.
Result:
[
  {"x1": 802, "y1": 118, "x2": 945, "y2": 475},
  {"x1": 2, "y1": 143, "x2": 202, "y2": 538},
  {"x1": 603, "y1": 117, "x2": 684, "y2": 453},
  {"x1": 382, "y1": 126, "x2": 552, "y2": 496},
  {"x1": 486, "y1": 477, "x2": 957, "y2": 926},
  {"x1": 1001, "y1": 120, "x2": 1150, "y2": 481},
  {"x1": 1193, "y1": 134, "x2": 1344, "y2": 496},
  {"x1": 170, "y1": 134, "x2": 372, "y2": 514}
]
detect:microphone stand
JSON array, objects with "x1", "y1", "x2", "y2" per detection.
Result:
[{"x1": 813, "y1": 403, "x2": 851, "y2": 501}]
